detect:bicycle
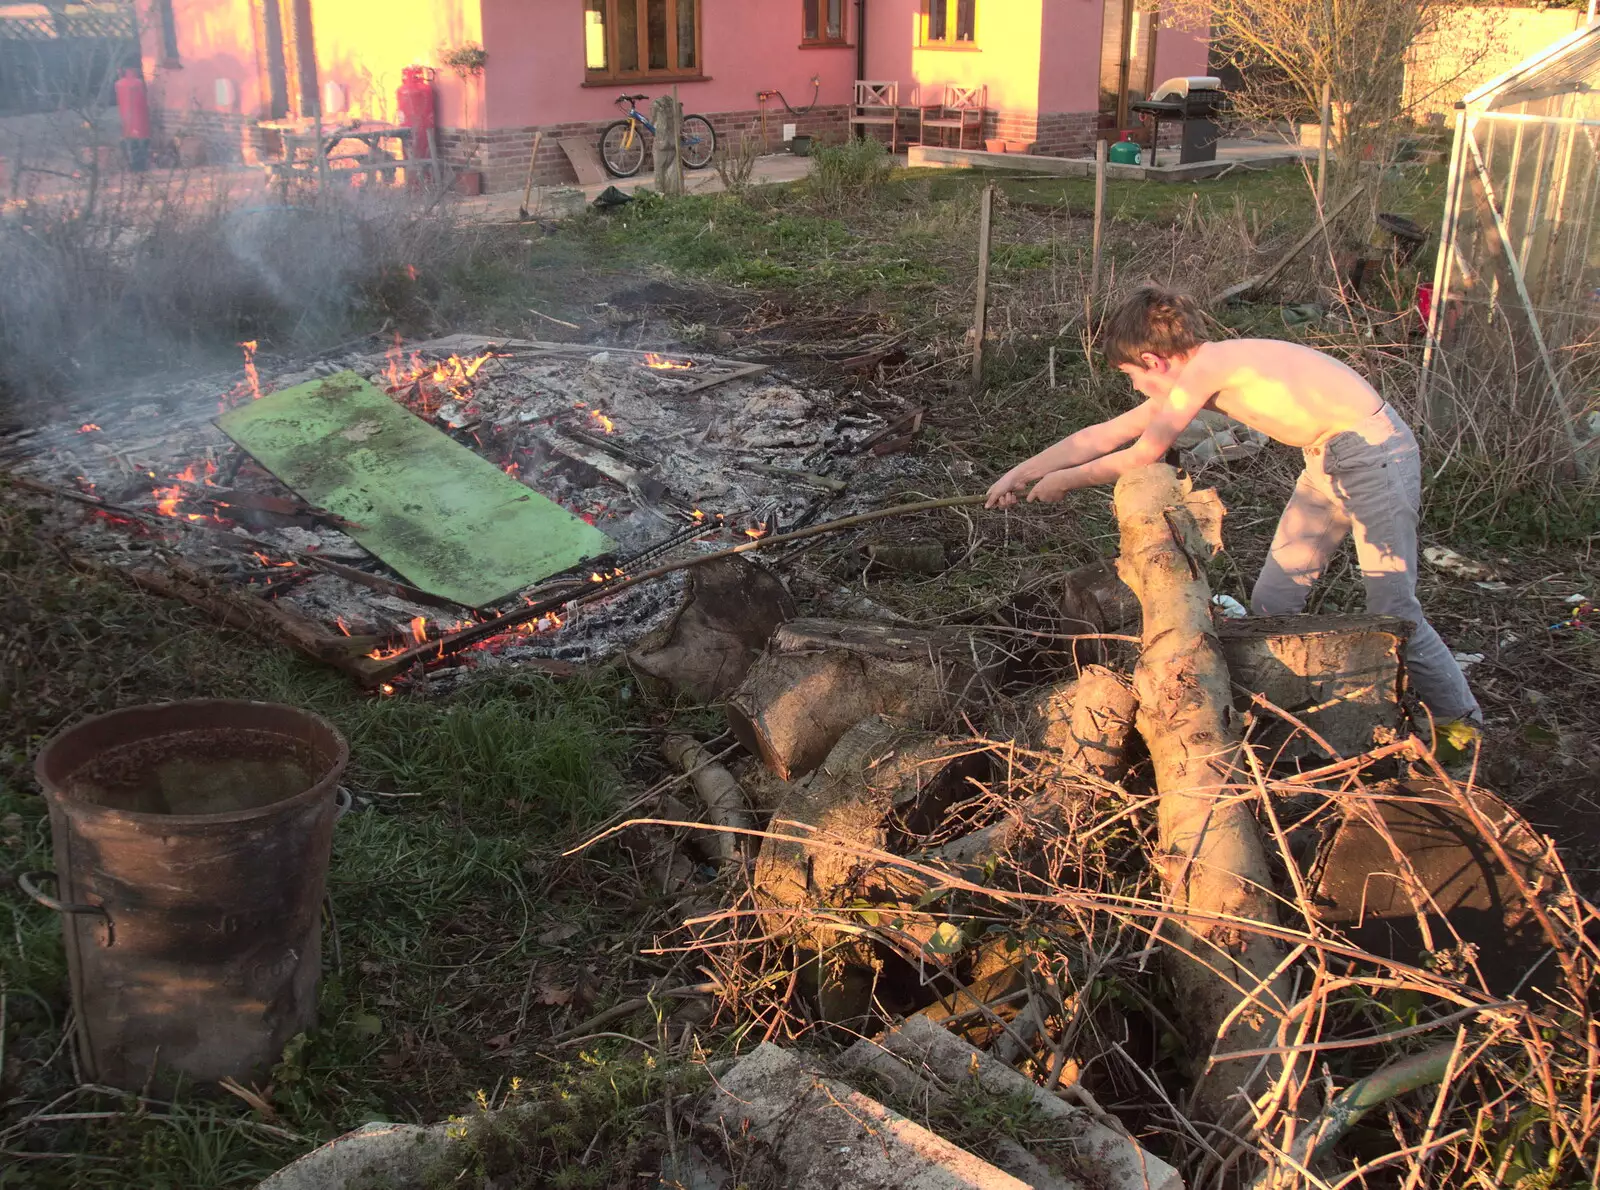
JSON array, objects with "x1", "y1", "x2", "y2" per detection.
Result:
[{"x1": 599, "y1": 93, "x2": 717, "y2": 179}]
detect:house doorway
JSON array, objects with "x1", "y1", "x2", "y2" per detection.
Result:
[{"x1": 1098, "y1": 0, "x2": 1156, "y2": 134}]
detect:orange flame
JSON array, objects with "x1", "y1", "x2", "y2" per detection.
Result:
[
  {"x1": 589, "y1": 409, "x2": 615, "y2": 434},
  {"x1": 409, "y1": 616, "x2": 428, "y2": 645},
  {"x1": 406, "y1": 264, "x2": 418, "y2": 281},
  {"x1": 643, "y1": 353, "x2": 695, "y2": 370},
  {"x1": 240, "y1": 341, "x2": 262, "y2": 401},
  {"x1": 336, "y1": 616, "x2": 351, "y2": 636},
  {"x1": 154, "y1": 486, "x2": 181, "y2": 517},
  {"x1": 744, "y1": 524, "x2": 769, "y2": 540},
  {"x1": 380, "y1": 683, "x2": 396, "y2": 696},
  {"x1": 689, "y1": 509, "x2": 706, "y2": 523},
  {"x1": 79, "y1": 423, "x2": 101, "y2": 433}
]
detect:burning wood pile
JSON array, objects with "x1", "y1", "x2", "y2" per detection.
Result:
[{"x1": 1, "y1": 333, "x2": 924, "y2": 691}]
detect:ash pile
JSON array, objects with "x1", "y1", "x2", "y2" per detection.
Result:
[{"x1": 2, "y1": 333, "x2": 926, "y2": 689}]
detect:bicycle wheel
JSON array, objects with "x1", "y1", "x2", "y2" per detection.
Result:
[
  {"x1": 600, "y1": 120, "x2": 647, "y2": 178},
  {"x1": 679, "y1": 116, "x2": 717, "y2": 170}
]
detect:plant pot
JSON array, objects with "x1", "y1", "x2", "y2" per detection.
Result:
[
  {"x1": 1004, "y1": 141, "x2": 1032, "y2": 154},
  {"x1": 453, "y1": 170, "x2": 483, "y2": 196},
  {"x1": 790, "y1": 134, "x2": 812, "y2": 157},
  {"x1": 984, "y1": 138, "x2": 1007, "y2": 153}
]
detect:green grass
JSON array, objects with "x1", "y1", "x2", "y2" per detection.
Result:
[{"x1": 0, "y1": 498, "x2": 650, "y2": 1187}]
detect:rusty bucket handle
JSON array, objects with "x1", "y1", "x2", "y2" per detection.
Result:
[
  {"x1": 18, "y1": 871, "x2": 111, "y2": 919},
  {"x1": 335, "y1": 785, "x2": 353, "y2": 820}
]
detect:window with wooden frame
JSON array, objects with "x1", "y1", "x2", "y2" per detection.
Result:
[
  {"x1": 921, "y1": 0, "x2": 976, "y2": 46},
  {"x1": 803, "y1": 0, "x2": 847, "y2": 45},
  {"x1": 584, "y1": 0, "x2": 703, "y2": 82}
]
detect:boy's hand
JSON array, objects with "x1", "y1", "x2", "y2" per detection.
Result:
[
  {"x1": 1026, "y1": 471, "x2": 1076, "y2": 503},
  {"x1": 984, "y1": 466, "x2": 1032, "y2": 509}
]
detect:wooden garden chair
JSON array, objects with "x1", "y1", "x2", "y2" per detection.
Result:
[
  {"x1": 849, "y1": 80, "x2": 908, "y2": 152},
  {"x1": 919, "y1": 84, "x2": 987, "y2": 150}
]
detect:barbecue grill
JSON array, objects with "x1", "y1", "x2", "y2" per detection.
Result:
[{"x1": 1130, "y1": 76, "x2": 1229, "y2": 167}]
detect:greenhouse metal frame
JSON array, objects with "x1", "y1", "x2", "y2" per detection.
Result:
[{"x1": 1421, "y1": 21, "x2": 1600, "y2": 465}]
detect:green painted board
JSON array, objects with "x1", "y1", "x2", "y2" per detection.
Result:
[{"x1": 216, "y1": 372, "x2": 613, "y2": 608}]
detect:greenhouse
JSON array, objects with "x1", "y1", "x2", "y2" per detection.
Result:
[{"x1": 1422, "y1": 20, "x2": 1600, "y2": 467}]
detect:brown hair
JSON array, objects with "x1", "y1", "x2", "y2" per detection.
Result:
[{"x1": 1101, "y1": 283, "x2": 1208, "y2": 367}]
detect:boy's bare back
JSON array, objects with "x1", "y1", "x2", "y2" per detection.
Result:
[{"x1": 1180, "y1": 338, "x2": 1383, "y2": 448}]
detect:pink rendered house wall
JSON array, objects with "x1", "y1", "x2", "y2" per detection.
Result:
[{"x1": 479, "y1": 0, "x2": 858, "y2": 129}]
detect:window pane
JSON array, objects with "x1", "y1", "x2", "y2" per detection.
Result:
[
  {"x1": 927, "y1": 0, "x2": 947, "y2": 41},
  {"x1": 956, "y1": 0, "x2": 975, "y2": 41},
  {"x1": 617, "y1": 0, "x2": 639, "y2": 72},
  {"x1": 804, "y1": 0, "x2": 819, "y2": 41},
  {"x1": 647, "y1": 0, "x2": 667, "y2": 70},
  {"x1": 677, "y1": 0, "x2": 696, "y2": 69},
  {"x1": 585, "y1": 0, "x2": 608, "y2": 71},
  {"x1": 827, "y1": 0, "x2": 843, "y2": 38}
]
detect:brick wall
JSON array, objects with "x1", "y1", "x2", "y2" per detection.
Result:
[{"x1": 447, "y1": 103, "x2": 851, "y2": 193}]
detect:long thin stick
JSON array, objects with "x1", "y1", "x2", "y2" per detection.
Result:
[
  {"x1": 357, "y1": 494, "x2": 989, "y2": 683},
  {"x1": 518, "y1": 130, "x2": 545, "y2": 219},
  {"x1": 971, "y1": 183, "x2": 994, "y2": 388}
]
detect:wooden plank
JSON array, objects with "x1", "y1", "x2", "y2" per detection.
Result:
[
  {"x1": 558, "y1": 135, "x2": 609, "y2": 185},
  {"x1": 216, "y1": 373, "x2": 614, "y2": 608}
]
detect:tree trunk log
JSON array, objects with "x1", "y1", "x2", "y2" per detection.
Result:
[
  {"x1": 937, "y1": 667, "x2": 1138, "y2": 869},
  {"x1": 726, "y1": 619, "x2": 1005, "y2": 781},
  {"x1": 1114, "y1": 464, "x2": 1290, "y2": 1123},
  {"x1": 628, "y1": 557, "x2": 795, "y2": 703},
  {"x1": 755, "y1": 716, "x2": 990, "y2": 954},
  {"x1": 1218, "y1": 613, "x2": 1408, "y2": 758}
]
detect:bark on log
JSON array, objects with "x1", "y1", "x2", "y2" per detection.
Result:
[
  {"x1": 727, "y1": 619, "x2": 1005, "y2": 781},
  {"x1": 628, "y1": 557, "x2": 795, "y2": 702},
  {"x1": 937, "y1": 667, "x2": 1141, "y2": 868},
  {"x1": 662, "y1": 735, "x2": 752, "y2": 863},
  {"x1": 1114, "y1": 464, "x2": 1289, "y2": 1123},
  {"x1": 755, "y1": 716, "x2": 991, "y2": 953},
  {"x1": 1027, "y1": 665, "x2": 1140, "y2": 774},
  {"x1": 999, "y1": 559, "x2": 1142, "y2": 676},
  {"x1": 1218, "y1": 614, "x2": 1408, "y2": 758}
]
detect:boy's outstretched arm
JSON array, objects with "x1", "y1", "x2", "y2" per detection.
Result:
[
  {"x1": 984, "y1": 401, "x2": 1155, "y2": 508},
  {"x1": 1025, "y1": 378, "x2": 1213, "y2": 502}
]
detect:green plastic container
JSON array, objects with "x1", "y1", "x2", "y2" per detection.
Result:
[{"x1": 1108, "y1": 136, "x2": 1142, "y2": 166}]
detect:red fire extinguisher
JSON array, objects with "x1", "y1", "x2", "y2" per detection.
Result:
[
  {"x1": 114, "y1": 68, "x2": 151, "y2": 171},
  {"x1": 396, "y1": 65, "x2": 437, "y2": 164}
]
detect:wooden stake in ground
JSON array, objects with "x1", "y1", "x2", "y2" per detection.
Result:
[
  {"x1": 1090, "y1": 139, "x2": 1108, "y2": 305},
  {"x1": 518, "y1": 130, "x2": 545, "y2": 220},
  {"x1": 971, "y1": 183, "x2": 994, "y2": 388},
  {"x1": 1316, "y1": 81, "x2": 1331, "y2": 212},
  {"x1": 1114, "y1": 464, "x2": 1290, "y2": 1123}
]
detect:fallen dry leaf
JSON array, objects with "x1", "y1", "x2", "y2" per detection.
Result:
[
  {"x1": 535, "y1": 983, "x2": 574, "y2": 1007},
  {"x1": 537, "y1": 922, "x2": 583, "y2": 946}
]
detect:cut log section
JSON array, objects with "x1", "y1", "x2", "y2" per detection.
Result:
[
  {"x1": 1114, "y1": 465, "x2": 1290, "y2": 1124},
  {"x1": 628, "y1": 556, "x2": 795, "y2": 702},
  {"x1": 1217, "y1": 613, "x2": 1408, "y2": 758},
  {"x1": 998, "y1": 559, "x2": 1142, "y2": 676},
  {"x1": 755, "y1": 716, "x2": 993, "y2": 953},
  {"x1": 727, "y1": 618, "x2": 1006, "y2": 781}
]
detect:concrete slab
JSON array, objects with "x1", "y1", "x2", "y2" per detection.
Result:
[
  {"x1": 907, "y1": 138, "x2": 1313, "y2": 184},
  {"x1": 459, "y1": 152, "x2": 816, "y2": 222},
  {"x1": 844, "y1": 1016, "x2": 1185, "y2": 1190},
  {"x1": 707, "y1": 1042, "x2": 1028, "y2": 1190}
]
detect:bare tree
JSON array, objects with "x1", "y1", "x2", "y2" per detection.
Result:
[{"x1": 1169, "y1": 0, "x2": 1504, "y2": 178}]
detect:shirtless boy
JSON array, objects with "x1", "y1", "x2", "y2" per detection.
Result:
[{"x1": 985, "y1": 283, "x2": 1481, "y2": 730}]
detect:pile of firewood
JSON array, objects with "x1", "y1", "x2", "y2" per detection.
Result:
[{"x1": 621, "y1": 464, "x2": 1586, "y2": 1187}]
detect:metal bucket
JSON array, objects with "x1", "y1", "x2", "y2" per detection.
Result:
[{"x1": 26, "y1": 700, "x2": 349, "y2": 1090}]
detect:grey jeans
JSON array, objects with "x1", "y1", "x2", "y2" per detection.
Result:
[{"x1": 1249, "y1": 404, "x2": 1482, "y2": 723}]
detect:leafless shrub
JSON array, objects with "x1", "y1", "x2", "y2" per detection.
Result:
[{"x1": 713, "y1": 131, "x2": 761, "y2": 199}]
